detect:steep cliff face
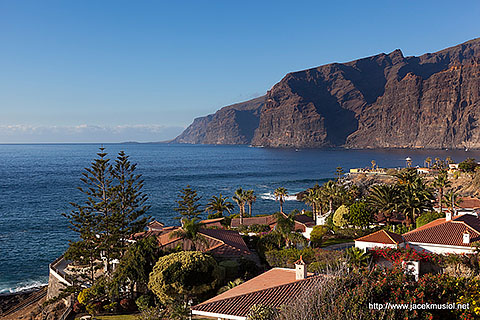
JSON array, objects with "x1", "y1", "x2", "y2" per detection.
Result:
[
  {"x1": 176, "y1": 38, "x2": 480, "y2": 149},
  {"x1": 173, "y1": 96, "x2": 265, "y2": 144}
]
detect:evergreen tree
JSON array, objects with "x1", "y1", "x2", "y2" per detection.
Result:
[
  {"x1": 110, "y1": 151, "x2": 151, "y2": 255},
  {"x1": 64, "y1": 147, "x2": 114, "y2": 280},
  {"x1": 174, "y1": 185, "x2": 202, "y2": 221},
  {"x1": 64, "y1": 148, "x2": 151, "y2": 278}
]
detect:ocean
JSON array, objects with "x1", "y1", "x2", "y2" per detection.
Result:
[{"x1": 0, "y1": 143, "x2": 478, "y2": 293}]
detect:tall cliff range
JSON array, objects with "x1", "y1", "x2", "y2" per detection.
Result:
[{"x1": 174, "y1": 38, "x2": 480, "y2": 149}]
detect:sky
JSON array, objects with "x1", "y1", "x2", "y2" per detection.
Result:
[{"x1": 1, "y1": 0, "x2": 479, "y2": 143}]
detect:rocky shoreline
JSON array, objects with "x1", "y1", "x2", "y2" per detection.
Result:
[{"x1": 0, "y1": 285, "x2": 46, "y2": 314}]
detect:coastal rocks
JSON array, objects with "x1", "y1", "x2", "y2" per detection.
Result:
[{"x1": 175, "y1": 38, "x2": 480, "y2": 149}]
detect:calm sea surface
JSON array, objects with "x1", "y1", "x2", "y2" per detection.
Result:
[{"x1": 1, "y1": 143, "x2": 479, "y2": 293}]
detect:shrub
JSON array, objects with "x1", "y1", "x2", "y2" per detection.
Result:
[
  {"x1": 416, "y1": 210, "x2": 443, "y2": 228},
  {"x1": 333, "y1": 205, "x2": 349, "y2": 227},
  {"x1": 247, "y1": 304, "x2": 278, "y2": 320},
  {"x1": 135, "y1": 294, "x2": 154, "y2": 312},
  {"x1": 310, "y1": 225, "x2": 329, "y2": 247},
  {"x1": 265, "y1": 247, "x2": 343, "y2": 269},
  {"x1": 249, "y1": 224, "x2": 271, "y2": 233},
  {"x1": 459, "y1": 158, "x2": 478, "y2": 173},
  {"x1": 148, "y1": 251, "x2": 222, "y2": 304},
  {"x1": 347, "y1": 202, "x2": 373, "y2": 228}
]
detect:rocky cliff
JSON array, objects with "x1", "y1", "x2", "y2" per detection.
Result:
[
  {"x1": 176, "y1": 38, "x2": 480, "y2": 149},
  {"x1": 173, "y1": 96, "x2": 264, "y2": 144}
]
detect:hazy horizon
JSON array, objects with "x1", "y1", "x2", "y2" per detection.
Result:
[{"x1": 1, "y1": 1, "x2": 480, "y2": 143}]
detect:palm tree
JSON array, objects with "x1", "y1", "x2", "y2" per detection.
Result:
[
  {"x1": 169, "y1": 218, "x2": 207, "y2": 251},
  {"x1": 321, "y1": 181, "x2": 339, "y2": 214},
  {"x1": 273, "y1": 211, "x2": 306, "y2": 248},
  {"x1": 397, "y1": 178, "x2": 434, "y2": 227},
  {"x1": 205, "y1": 194, "x2": 234, "y2": 219},
  {"x1": 302, "y1": 187, "x2": 320, "y2": 217},
  {"x1": 244, "y1": 190, "x2": 256, "y2": 217},
  {"x1": 366, "y1": 184, "x2": 398, "y2": 224},
  {"x1": 395, "y1": 168, "x2": 419, "y2": 187},
  {"x1": 232, "y1": 188, "x2": 247, "y2": 225},
  {"x1": 345, "y1": 247, "x2": 371, "y2": 268},
  {"x1": 443, "y1": 190, "x2": 462, "y2": 215},
  {"x1": 433, "y1": 169, "x2": 451, "y2": 214},
  {"x1": 425, "y1": 157, "x2": 432, "y2": 168},
  {"x1": 274, "y1": 187, "x2": 288, "y2": 213}
]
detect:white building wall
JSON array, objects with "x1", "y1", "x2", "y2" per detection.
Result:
[
  {"x1": 303, "y1": 227, "x2": 313, "y2": 239},
  {"x1": 407, "y1": 242, "x2": 473, "y2": 254},
  {"x1": 355, "y1": 241, "x2": 398, "y2": 250}
]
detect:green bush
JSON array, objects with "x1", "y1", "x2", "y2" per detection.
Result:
[
  {"x1": 265, "y1": 247, "x2": 343, "y2": 269},
  {"x1": 333, "y1": 205, "x2": 349, "y2": 227},
  {"x1": 148, "y1": 251, "x2": 222, "y2": 304},
  {"x1": 135, "y1": 294, "x2": 154, "y2": 312},
  {"x1": 459, "y1": 158, "x2": 478, "y2": 173},
  {"x1": 348, "y1": 202, "x2": 373, "y2": 228},
  {"x1": 416, "y1": 211, "x2": 444, "y2": 228},
  {"x1": 249, "y1": 224, "x2": 271, "y2": 233},
  {"x1": 310, "y1": 225, "x2": 329, "y2": 247}
]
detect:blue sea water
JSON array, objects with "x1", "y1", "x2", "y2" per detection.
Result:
[{"x1": 0, "y1": 143, "x2": 478, "y2": 293}]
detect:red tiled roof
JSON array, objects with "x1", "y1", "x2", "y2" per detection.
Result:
[
  {"x1": 147, "y1": 220, "x2": 165, "y2": 231},
  {"x1": 231, "y1": 215, "x2": 277, "y2": 228},
  {"x1": 200, "y1": 217, "x2": 225, "y2": 228},
  {"x1": 192, "y1": 273, "x2": 324, "y2": 317},
  {"x1": 202, "y1": 268, "x2": 306, "y2": 304},
  {"x1": 157, "y1": 228, "x2": 252, "y2": 258},
  {"x1": 403, "y1": 215, "x2": 480, "y2": 247},
  {"x1": 458, "y1": 197, "x2": 480, "y2": 209},
  {"x1": 356, "y1": 230, "x2": 403, "y2": 244}
]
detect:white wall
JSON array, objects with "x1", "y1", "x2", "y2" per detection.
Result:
[
  {"x1": 355, "y1": 241, "x2": 398, "y2": 250},
  {"x1": 407, "y1": 242, "x2": 473, "y2": 254}
]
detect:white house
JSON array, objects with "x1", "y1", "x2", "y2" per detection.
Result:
[
  {"x1": 356, "y1": 213, "x2": 480, "y2": 255},
  {"x1": 355, "y1": 229, "x2": 405, "y2": 250}
]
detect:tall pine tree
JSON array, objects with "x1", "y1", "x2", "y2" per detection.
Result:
[{"x1": 64, "y1": 148, "x2": 151, "y2": 279}]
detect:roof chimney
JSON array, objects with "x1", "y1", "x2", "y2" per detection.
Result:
[
  {"x1": 446, "y1": 210, "x2": 452, "y2": 221},
  {"x1": 295, "y1": 256, "x2": 307, "y2": 280},
  {"x1": 463, "y1": 230, "x2": 470, "y2": 244}
]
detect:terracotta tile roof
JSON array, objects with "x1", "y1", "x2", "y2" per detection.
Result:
[
  {"x1": 200, "y1": 217, "x2": 225, "y2": 228},
  {"x1": 192, "y1": 273, "x2": 324, "y2": 317},
  {"x1": 231, "y1": 215, "x2": 277, "y2": 228},
  {"x1": 356, "y1": 230, "x2": 403, "y2": 245},
  {"x1": 403, "y1": 215, "x2": 480, "y2": 247},
  {"x1": 458, "y1": 197, "x2": 480, "y2": 209},
  {"x1": 200, "y1": 229, "x2": 252, "y2": 257},
  {"x1": 156, "y1": 228, "x2": 253, "y2": 258},
  {"x1": 202, "y1": 268, "x2": 307, "y2": 304},
  {"x1": 147, "y1": 220, "x2": 165, "y2": 231}
]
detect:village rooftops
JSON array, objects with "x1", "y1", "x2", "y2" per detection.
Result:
[
  {"x1": 147, "y1": 220, "x2": 165, "y2": 231},
  {"x1": 230, "y1": 213, "x2": 315, "y2": 232},
  {"x1": 403, "y1": 214, "x2": 480, "y2": 247},
  {"x1": 191, "y1": 268, "x2": 319, "y2": 320},
  {"x1": 156, "y1": 227, "x2": 254, "y2": 259},
  {"x1": 356, "y1": 229, "x2": 404, "y2": 245}
]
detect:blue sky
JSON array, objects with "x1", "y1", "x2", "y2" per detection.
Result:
[{"x1": 1, "y1": 0, "x2": 479, "y2": 142}]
